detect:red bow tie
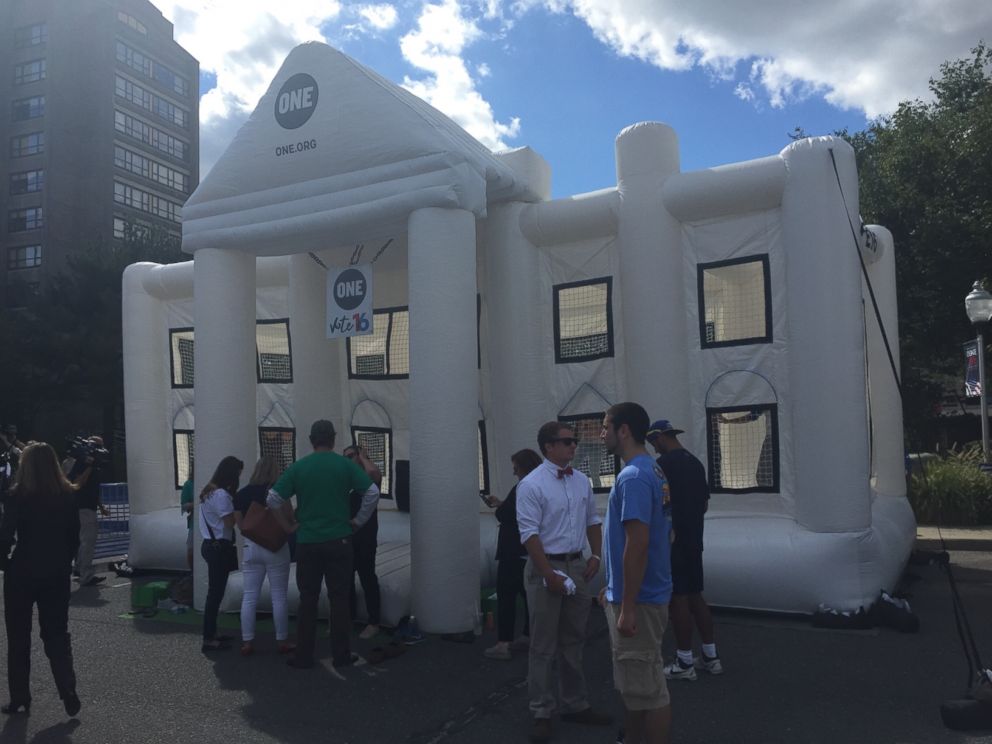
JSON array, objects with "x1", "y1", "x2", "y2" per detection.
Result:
[{"x1": 557, "y1": 467, "x2": 573, "y2": 479}]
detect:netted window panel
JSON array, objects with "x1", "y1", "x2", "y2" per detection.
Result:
[
  {"x1": 352, "y1": 427, "x2": 392, "y2": 498},
  {"x1": 706, "y1": 405, "x2": 779, "y2": 493},
  {"x1": 554, "y1": 278, "x2": 614, "y2": 363},
  {"x1": 698, "y1": 256, "x2": 772, "y2": 348},
  {"x1": 259, "y1": 428, "x2": 296, "y2": 473},
  {"x1": 173, "y1": 429, "x2": 194, "y2": 488},
  {"x1": 348, "y1": 307, "x2": 409, "y2": 379},
  {"x1": 478, "y1": 420, "x2": 490, "y2": 495},
  {"x1": 559, "y1": 414, "x2": 619, "y2": 493},
  {"x1": 256, "y1": 320, "x2": 292, "y2": 383},
  {"x1": 169, "y1": 328, "x2": 194, "y2": 387}
]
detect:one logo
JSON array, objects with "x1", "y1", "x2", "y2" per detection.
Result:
[
  {"x1": 333, "y1": 268, "x2": 368, "y2": 311},
  {"x1": 274, "y1": 73, "x2": 319, "y2": 130}
]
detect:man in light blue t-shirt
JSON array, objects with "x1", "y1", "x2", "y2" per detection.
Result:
[{"x1": 601, "y1": 402, "x2": 672, "y2": 744}]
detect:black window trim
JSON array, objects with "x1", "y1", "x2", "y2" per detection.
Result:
[
  {"x1": 705, "y1": 402, "x2": 780, "y2": 494},
  {"x1": 258, "y1": 426, "x2": 297, "y2": 470},
  {"x1": 172, "y1": 428, "x2": 194, "y2": 490},
  {"x1": 553, "y1": 276, "x2": 615, "y2": 365},
  {"x1": 350, "y1": 425, "x2": 393, "y2": 499},
  {"x1": 557, "y1": 412, "x2": 620, "y2": 494},
  {"x1": 478, "y1": 419, "x2": 490, "y2": 496},
  {"x1": 697, "y1": 254, "x2": 773, "y2": 349},
  {"x1": 346, "y1": 305, "x2": 410, "y2": 381},
  {"x1": 169, "y1": 326, "x2": 194, "y2": 389},
  {"x1": 256, "y1": 318, "x2": 294, "y2": 384}
]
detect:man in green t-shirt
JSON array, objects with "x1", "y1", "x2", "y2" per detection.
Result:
[
  {"x1": 267, "y1": 419, "x2": 377, "y2": 669},
  {"x1": 180, "y1": 469, "x2": 194, "y2": 570}
]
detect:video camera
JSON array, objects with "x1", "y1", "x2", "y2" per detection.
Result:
[{"x1": 66, "y1": 435, "x2": 111, "y2": 469}]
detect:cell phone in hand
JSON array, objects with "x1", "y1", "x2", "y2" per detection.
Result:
[{"x1": 479, "y1": 492, "x2": 493, "y2": 506}]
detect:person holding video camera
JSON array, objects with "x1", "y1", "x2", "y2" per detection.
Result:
[{"x1": 67, "y1": 435, "x2": 110, "y2": 587}]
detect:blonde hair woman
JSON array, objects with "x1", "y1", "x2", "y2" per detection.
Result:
[
  {"x1": 233, "y1": 455, "x2": 296, "y2": 656},
  {"x1": 0, "y1": 442, "x2": 82, "y2": 717}
]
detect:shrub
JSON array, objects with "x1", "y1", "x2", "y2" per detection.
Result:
[{"x1": 908, "y1": 444, "x2": 992, "y2": 525}]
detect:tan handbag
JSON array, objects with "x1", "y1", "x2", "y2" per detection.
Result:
[{"x1": 241, "y1": 501, "x2": 288, "y2": 552}]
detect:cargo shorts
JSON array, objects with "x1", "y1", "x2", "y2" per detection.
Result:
[{"x1": 604, "y1": 602, "x2": 670, "y2": 711}]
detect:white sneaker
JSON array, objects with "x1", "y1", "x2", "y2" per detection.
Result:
[
  {"x1": 483, "y1": 643, "x2": 511, "y2": 660},
  {"x1": 663, "y1": 659, "x2": 697, "y2": 681},
  {"x1": 359, "y1": 624, "x2": 380, "y2": 640},
  {"x1": 696, "y1": 654, "x2": 724, "y2": 675}
]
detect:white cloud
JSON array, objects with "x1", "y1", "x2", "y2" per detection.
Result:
[
  {"x1": 521, "y1": 0, "x2": 992, "y2": 117},
  {"x1": 400, "y1": 0, "x2": 521, "y2": 150},
  {"x1": 154, "y1": 1, "x2": 343, "y2": 174},
  {"x1": 356, "y1": 4, "x2": 400, "y2": 31}
]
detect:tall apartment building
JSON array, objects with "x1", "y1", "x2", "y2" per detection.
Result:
[{"x1": 0, "y1": 0, "x2": 198, "y2": 306}]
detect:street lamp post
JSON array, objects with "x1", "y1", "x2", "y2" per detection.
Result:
[{"x1": 965, "y1": 281, "x2": 992, "y2": 463}]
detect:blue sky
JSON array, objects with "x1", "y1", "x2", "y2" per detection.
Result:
[{"x1": 161, "y1": 0, "x2": 992, "y2": 199}]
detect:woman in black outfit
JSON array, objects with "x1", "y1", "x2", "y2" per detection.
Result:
[
  {"x1": 484, "y1": 448, "x2": 542, "y2": 660},
  {"x1": 0, "y1": 442, "x2": 82, "y2": 717},
  {"x1": 198, "y1": 455, "x2": 243, "y2": 652}
]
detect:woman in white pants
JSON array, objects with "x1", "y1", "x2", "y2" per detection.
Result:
[{"x1": 233, "y1": 456, "x2": 294, "y2": 656}]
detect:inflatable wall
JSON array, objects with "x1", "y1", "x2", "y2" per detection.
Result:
[{"x1": 122, "y1": 42, "x2": 915, "y2": 630}]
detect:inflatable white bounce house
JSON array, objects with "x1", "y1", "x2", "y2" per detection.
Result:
[{"x1": 122, "y1": 42, "x2": 915, "y2": 632}]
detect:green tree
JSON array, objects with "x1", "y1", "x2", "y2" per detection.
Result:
[
  {"x1": 3, "y1": 227, "x2": 183, "y2": 477},
  {"x1": 841, "y1": 43, "x2": 992, "y2": 448}
]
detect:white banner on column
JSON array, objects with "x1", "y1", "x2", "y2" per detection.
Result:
[{"x1": 326, "y1": 263, "x2": 373, "y2": 338}]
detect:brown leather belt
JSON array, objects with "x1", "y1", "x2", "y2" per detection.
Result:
[{"x1": 546, "y1": 551, "x2": 583, "y2": 561}]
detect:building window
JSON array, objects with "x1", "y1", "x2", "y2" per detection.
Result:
[
  {"x1": 698, "y1": 255, "x2": 772, "y2": 348},
  {"x1": 9, "y1": 169, "x2": 44, "y2": 196},
  {"x1": 10, "y1": 132, "x2": 44, "y2": 158},
  {"x1": 114, "y1": 145, "x2": 188, "y2": 193},
  {"x1": 558, "y1": 413, "x2": 619, "y2": 493},
  {"x1": 706, "y1": 404, "x2": 780, "y2": 493},
  {"x1": 256, "y1": 320, "x2": 292, "y2": 383},
  {"x1": 14, "y1": 24, "x2": 47, "y2": 48},
  {"x1": 169, "y1": 328, "x2": 194, "y2": 388},
  {"x1": 116, "y1": 41, "x2": 189, "y2": 98},
  {"x1": 478, "y1": 420, "x2": 490, "y2": 496},
  {"x1": 173, "y1": 429, "x2": 194, "y2": 489},
  {"x1": 13, "y1": 59, "x2": 46, "y2": 85},
  {"x1": 11, "y1": 95, "x2": 44, "y2": 121},
  {"x1": 554, "y1": 278, "x2": 614, "y2": 364},
  {"x1": 114, "y1": 111, "x2": 187, "y2": 161},
  {"x1": 346, "y1": 307, "x2": 410, "y2": 379},
  {"x1": 351, "y1": 427, "x2": 392, "y2": 498},
  {"x1": 8, "y1": 207, "x2": 43, "y2": 233},
  {"x1": 115, "y1": 75, "x2": 189, "y2": 129},
  {"x1": 7, "y1": 245, "x2": 41, "y2": 270},
  {"x1": 117, "y1": 11, "x2": 147, "y2": 35},
  {"x1": 114, "y1": 181, "x2": 182, "y2": 223},
  {"x1": 259, "y1": 428, "x2": 296, "y2": 473}
]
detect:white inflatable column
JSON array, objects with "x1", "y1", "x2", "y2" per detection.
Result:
[
  {"x1": 864, "y1": 226, "x2": 904, "y2": 497},
  {"x1": 781, "y1": 139, "x2": 870, "y2": 531},
  {"x1": 408, "y1": 207, "x2": 479, "y2": 633},
  {"x1": 484, "y1": 202, "x2": 547, "y2": 499},
  {"x1": 122, "y1": 264, "x2": 170, "y2": 521},
  {"x1": 192, "y1": 248, "x2": 258, "y2": 608},
  {"x1": 615, "y1": 123, "x2": 688, "y2": 422},
  {"x1": 289, "y1": 253, "x2": 340, "y2": 456}
]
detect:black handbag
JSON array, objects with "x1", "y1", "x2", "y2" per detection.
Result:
[{"x1": 204, "y1": 522, "x2": 238, "y2": 573}]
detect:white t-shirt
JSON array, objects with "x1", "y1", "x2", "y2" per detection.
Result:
[{"x1": 199, "y1": 488, "x2": 234, "y2": 541}]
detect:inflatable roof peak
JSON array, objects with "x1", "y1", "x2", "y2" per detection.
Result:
[{"x1": 183, "y1": 42, "x2": 537, "y2": 257}]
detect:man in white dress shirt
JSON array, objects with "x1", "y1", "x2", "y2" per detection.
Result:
[{"x1": 516, "y1": 421, "x2": 613, "y2": 742}]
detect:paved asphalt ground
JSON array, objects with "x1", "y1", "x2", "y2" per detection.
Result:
[{"x1": 3, "y1": 542, "x2": 992, "y2": 743}]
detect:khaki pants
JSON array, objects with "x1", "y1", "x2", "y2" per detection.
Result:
[{"x1": 525, "y1": 556, "x2": 591, "y2": 719}]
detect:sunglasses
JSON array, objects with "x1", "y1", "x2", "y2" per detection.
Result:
[{"x1": 552, "y1": 437, "x2": 580, "y2": 446}]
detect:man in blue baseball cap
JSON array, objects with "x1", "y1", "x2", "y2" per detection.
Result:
[{"x1": 646, "y1": 420, "x2": 722, "y2": 681}]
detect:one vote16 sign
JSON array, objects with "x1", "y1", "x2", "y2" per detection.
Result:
[{"x1": 326, "y1": 264, "x2": 373, "y2": 339}]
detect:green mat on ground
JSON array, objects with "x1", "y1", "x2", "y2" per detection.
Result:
[{"x1": 121, "y1": 608, "x2": 278, "y2": 633}]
